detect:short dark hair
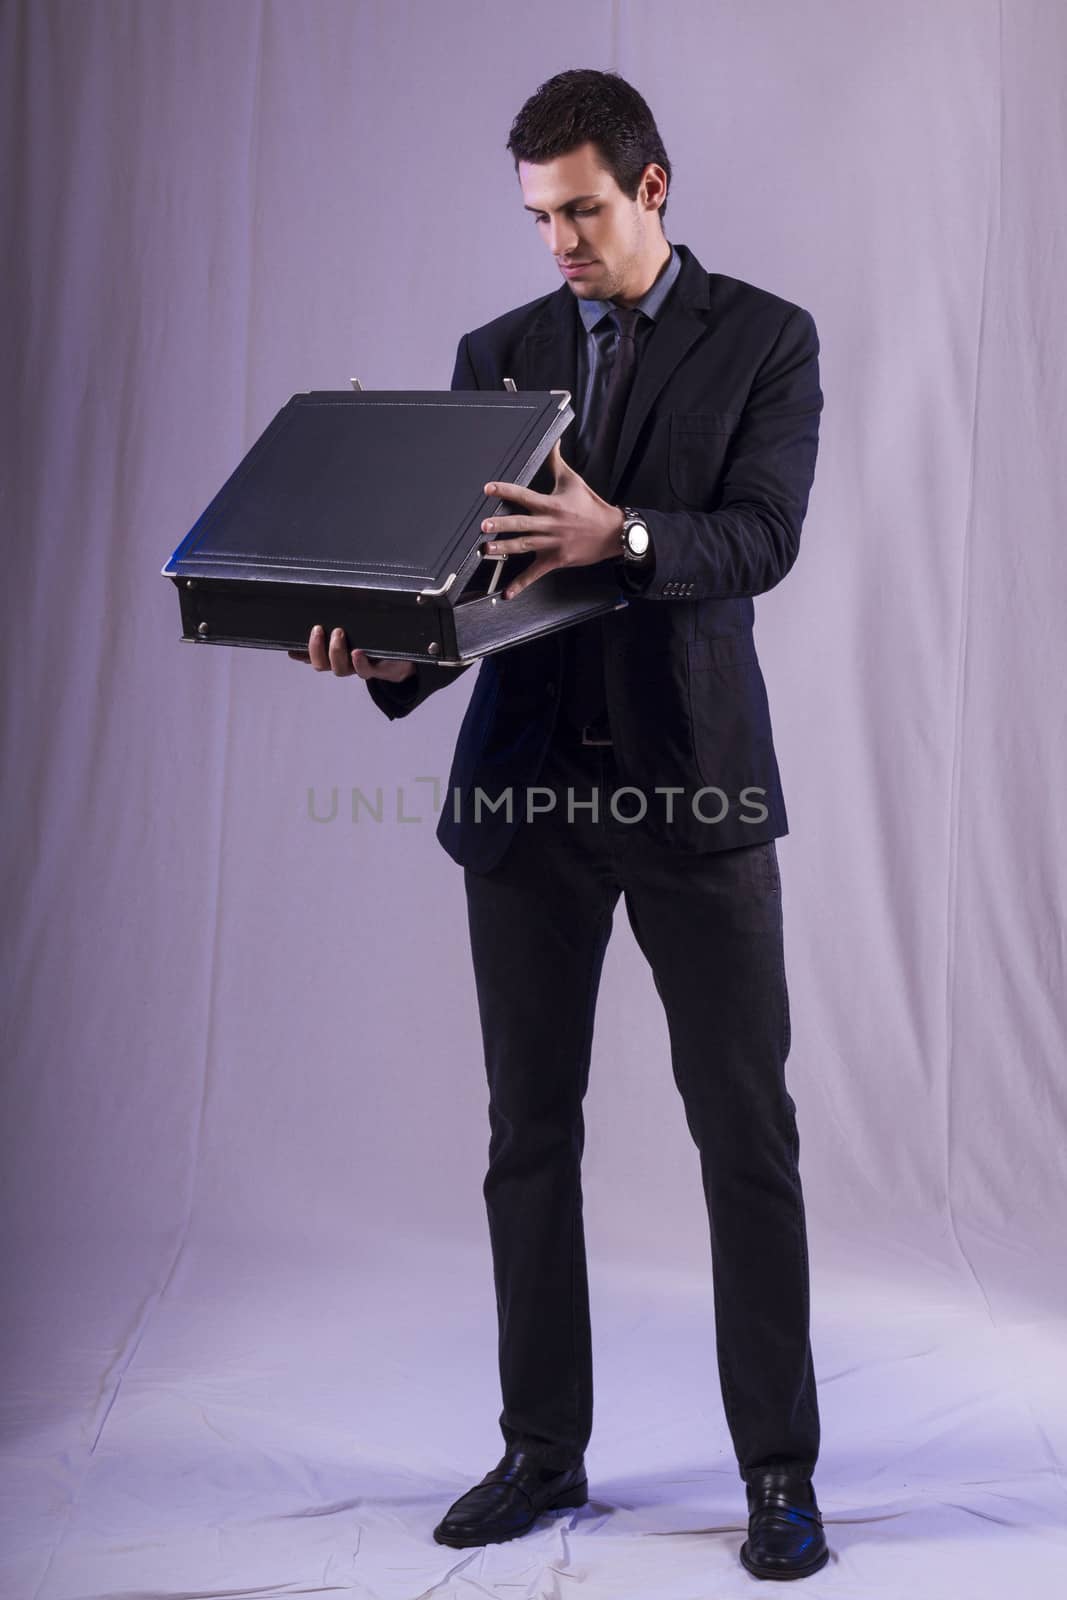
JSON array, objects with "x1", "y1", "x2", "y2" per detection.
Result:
[{"x1": 506, "y1": 68, "x2": 672, "y2": 221}]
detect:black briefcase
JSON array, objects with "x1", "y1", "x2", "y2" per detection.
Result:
[{"x1": 162, "y1": 389, "x2": 628, "y2": 664}]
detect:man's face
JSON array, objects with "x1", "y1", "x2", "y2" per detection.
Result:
[{"x1": 517, "y1": 141, "x2": 662, "y2": 303}]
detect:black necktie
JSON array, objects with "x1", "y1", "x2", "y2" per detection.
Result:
[
  {"x1": 563, "y1": 305, "x2": 641, "y2": 732},
  {"x1": 580, "y1": 304, "x2": 641, "y2": 492}
]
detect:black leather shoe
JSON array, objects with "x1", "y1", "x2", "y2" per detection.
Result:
[
  {"x1": 432, "y1": 1444, "x2": 588, "y2": 1548},
  {"x1": 739, "y1": 1467, "x2": 829, "y2": 1580}
]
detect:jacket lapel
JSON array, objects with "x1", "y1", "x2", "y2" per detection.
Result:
[
  {"x1": 607, "y1": 243, "x2": 711, "y2": 499},
  {"x1": 513, "y1": 288, "x2": 581, "y2": 466}
]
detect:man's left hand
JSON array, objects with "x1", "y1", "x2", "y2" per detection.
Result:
[{"x1": 480, "y1": 440, "x2": 624, "y2": 600}]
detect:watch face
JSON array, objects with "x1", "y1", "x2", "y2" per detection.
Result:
[{"x1": 625, "y1": 521, "x2": 650, "y2": 556}]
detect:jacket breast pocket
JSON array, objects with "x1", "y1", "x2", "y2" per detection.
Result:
[{"x1": 668, "y1": 411, "x2": 741, "y2": 507}]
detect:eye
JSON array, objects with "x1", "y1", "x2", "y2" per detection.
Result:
[{"x1": 532, "y1": 207, "x2": 600, "y2": 223}]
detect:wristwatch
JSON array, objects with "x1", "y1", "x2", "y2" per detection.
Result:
[{"x1": 619, "y1": 506, "x2": 652, "y2": 564}]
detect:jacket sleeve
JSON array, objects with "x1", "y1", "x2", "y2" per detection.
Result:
[
  {"x1": 366, "y1": 333, "x2": 481, "y2": 720},
  {"x1": 628, "y1": 306, "x2": 822, "y2": 601}
]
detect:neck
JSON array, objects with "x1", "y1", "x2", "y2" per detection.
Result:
[{"x1": 613, "y1": 233, "x2": 671, "y2": 307}]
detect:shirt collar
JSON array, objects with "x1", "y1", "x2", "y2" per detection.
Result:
[{"x1": 576, "y1": 240, "x2": 681, "y2": 333}]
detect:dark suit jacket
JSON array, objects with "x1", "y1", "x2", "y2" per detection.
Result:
[{"x1": 368, "y1": 241, "x2": 822, "y2": 873}]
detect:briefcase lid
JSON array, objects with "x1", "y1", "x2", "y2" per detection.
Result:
[{"x1": 161, "y1": 389, "x2": 573, "y2": 604}]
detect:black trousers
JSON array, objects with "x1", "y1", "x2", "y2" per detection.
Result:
[{"x1": 461, "y1": 724, "x2": 821, "y2": 1486}]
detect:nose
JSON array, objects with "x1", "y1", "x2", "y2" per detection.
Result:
[{"x1": 547, "y1": 218, "x2": 579, "y2": 258}]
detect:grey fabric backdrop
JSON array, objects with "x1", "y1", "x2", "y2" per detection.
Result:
[{"x1": 2, "y1": 1, "x2": 1065, "y2": 1595}]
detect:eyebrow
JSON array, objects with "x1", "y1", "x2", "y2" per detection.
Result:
[{"x1": 522, "y1": 193, "x2": 603, "y2": 214}]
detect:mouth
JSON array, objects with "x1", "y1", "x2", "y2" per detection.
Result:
[{"x1": 561, "y1": 260, "x2": 596, "y2": 276}]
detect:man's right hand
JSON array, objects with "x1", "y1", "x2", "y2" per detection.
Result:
[{"x1": 288, "y1": 625, "x2": 418, "y2": 682}]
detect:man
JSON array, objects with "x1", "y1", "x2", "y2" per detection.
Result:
[{"x1": 291, "y1": 68, "x2": 828, "y2": 1582}]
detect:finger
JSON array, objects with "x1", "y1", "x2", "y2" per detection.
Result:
[
  {"x1": 308, "y1": 624, "x2": 330, "y2": 670},
  {"x1": 505, "y1": 559, "x2": 557, "y2": 600},
  {"x1": 481, "y1": 515, "x2": 555, "y2": 538},
  {"x1": 351, "y1": 648, "x2": 393, "y2": 680},
  {"x1": 483, "y1": 478, "x2": 549, "y2": 510},
  {"x1": 483, "y1": 533, "x2": 559, "y2": 557},
  {"x1": 328, "y1": 626, "x2": 355, "y2": 676},
  {"x1": 378, "y1": 658, "x2": 416, "y2": 681},
  {"x1": 353, "y1": 648, "x2": 416, "y2": 683},
  {"x1": 548, "y1": 438, "x2": 571, "y2": 480}
]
